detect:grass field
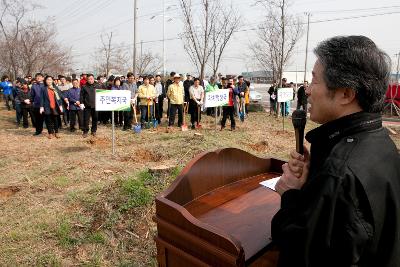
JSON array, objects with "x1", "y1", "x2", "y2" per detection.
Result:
[{"x1": 0, "y1": 106, "x2": 398, "y2": 266}]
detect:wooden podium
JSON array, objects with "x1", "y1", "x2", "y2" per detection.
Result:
[{"x1": 154, "y1": 148, "x2": 284, "y2": 267}]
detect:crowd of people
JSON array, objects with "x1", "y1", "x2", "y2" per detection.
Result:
[
  {"x1": 0, "y1": 71, "x2": 256, "y2": 138},
  {"x1": 268, "y1": 78, "x2": 309, "y2": 117}
]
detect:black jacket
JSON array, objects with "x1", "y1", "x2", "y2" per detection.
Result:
[
  {"x1": 18, "y1": 89, "x2": 32, "y2": 108},
  {"x1": 183, "y1": 79, "x2": 194, "y2": 102},
  {"x1": 80, "y1": 82, "x2": 100, "y2": 108},
  {"x1": 297, "y1": 85, "x2": 307, "y2": 105},
  {"x1": 272, "y1": 112, "x2": 400, "y2": 267}
]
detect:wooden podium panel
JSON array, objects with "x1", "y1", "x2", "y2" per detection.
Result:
[{"x1": 154, "y1": 148, "x2": 284, "y2": 267}]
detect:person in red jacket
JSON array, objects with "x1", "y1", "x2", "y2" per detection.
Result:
[{"x1": 220, "y1": 78, "x2": 239, "y2": 131}]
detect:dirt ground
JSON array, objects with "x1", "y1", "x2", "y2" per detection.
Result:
[{"x1": 0, "y1": 106, "x2": 399, "y2": 266}]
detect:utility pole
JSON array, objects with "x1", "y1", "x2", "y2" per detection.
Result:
[
  {"x1": 277, "y1": 0, "x2": 285, "y2": 118},
  {"x1": 163, "y1": 0, "x2": 166, "y2": 78},
  {"x1": 133, "y1": 0, "x2": 138, "y2": 76},
  {"x1": 304, "y1": 12, "x2": 311, "y2": 83},
  {"x1": 106, "y1": 32, "x2": 113, "y2": 77},
  {"x1": 140, "y1": 40, "x2": 143, "y2": 75}
]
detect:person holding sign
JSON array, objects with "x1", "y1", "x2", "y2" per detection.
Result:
[
  {"x1": 167, "y1": 74, "x2": 185, "y2": 128},
  {"x1": 189, "y1": 78, "x2": 204, "y2": 130},
  {"x1": 137, "y1": 76, "x2": 156, "y2": 129},
  {"x1": 221, "y1": 78, "x2": 238, "y2": 131}
]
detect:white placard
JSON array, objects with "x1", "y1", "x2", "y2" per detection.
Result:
[
  {"x1": 96, "y1": 89, "x2": 131, "y2": 111},
  {"x1": 204, "y1": 89, "x2": 229, "y2": 108},
  {"x1": 277, "y1": 87, "x2": 294, "y2": 102}
]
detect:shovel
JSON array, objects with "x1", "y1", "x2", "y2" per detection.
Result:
[
  {"x1": 132, "y1": 104, "x2": 141, "y2": 133},
  {"x1": 196, "y1": 104, "x2": 202, "y2": 129},
  {"x1": 181, "y1": 103, "x2": 188, "y2": 131},
  {"x1": 239, "y1": 99, "x2": 245, "y2": 122},
  {"x1": 146, "y1": 100, "x2": 153, "y2": 129},
  {"x1": 152, "y1": 100, "x2": 158, "y2": 128}
]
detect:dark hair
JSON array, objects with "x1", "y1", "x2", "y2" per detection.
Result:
[
  {"x1": 87, "y1": 74, "x2": 94, "y2": 78},
  {"x1": 127, "y1": 72, "x2": 134, "y2": 78},
  {"x1": 113, "y1": 77, "x2": 121, "y2": 85},
  {"x1": 246, "y1": 80, "x2": 250, "y2": 87},
  {"x1": 35, "y1": 73, "x2": 43, "y2": 78},
  {"x1": 314, "y1": 35, "x2": 391, "y2": 113},
  {"x1": 143, "y1": 76, "x2": 150, "y2": 81},
  {"x1": 238, "y1": 75, "x2": 243, "y2": 79},
  {"x1": 44, "y1": 75, "x2": 54, "y2": 85},
  {"x1": 193, "y1": 78, "x2": 200, "y2": 82},
  {"x1": 155, "y1": 74, "x2": 161, "y2": 78},
  {"x1": 66, "y1": 77, "x2": 72, "y2": 82},
  {"x1": 148, "y1": 75, "x2": 154, "y2": 80},
  {"x1": 170, "y1": 72, "x2": 176, "y2": 77},
  {"x1": 1, "y1": 75, "x2": 8, "y2": 81},
  {"x1": 72, "y1": 79, "x2": 79, "y2": 82}
]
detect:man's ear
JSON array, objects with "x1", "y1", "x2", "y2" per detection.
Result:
[{"x1": 337, "y1": 88, "x2": 357, "y2": 105}]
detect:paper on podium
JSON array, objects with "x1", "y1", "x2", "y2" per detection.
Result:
[{"x1": 260, "y1": 177, "x2": 281, "y2": 192}]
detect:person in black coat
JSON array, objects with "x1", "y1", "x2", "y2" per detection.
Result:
[
  {"x1": 17, "y1": 81, "x2": 35, "y2": 128},
  {"x1": 296, "y1": 81, "x2": 308, "y2": 110},
  {"x1": 80, "y1": 74, "x2": 100, "y2": 137},
  {"x1": 272, "y1": 35, "x2": 400, "y2": 267},
  {"x1": 40, "y1": 76, "x2": 64, "y2": 138}
]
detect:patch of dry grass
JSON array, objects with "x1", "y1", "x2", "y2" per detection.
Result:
[{"x1": 0, "y1": 105, "x2": 398, "y2": 266}]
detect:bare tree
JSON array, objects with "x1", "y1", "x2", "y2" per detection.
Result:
[
  {"x1": 93, "y1": 32, "x2": 130, "y2": 76},
  {"x1": 251, "y1": 0, "x2": 303, "y2": 84},
  {"x1": 250, "y1": 0, "x2": 303, "y2": 116},
  {"x1": 19, "y1": 20, "x2": 71, "y2": 75},
  {"x1": 0, "y1": 0, "x2": 71, "y2": 78},
  {"x1": 0, "y1": 0, "x2": 33, "y2": 78},
  {"x1": 136, "y1": 51, "x2": 162, "y2": 75},
  {"x1": 103, "y1": 32, "x2": 113, "y2": 77},
  {"x1": 179, "y1": 0, "x2": 221, "y2": 80},
  {"x1": 209, "y1": 4, "x2": 241, "y2": 78}
]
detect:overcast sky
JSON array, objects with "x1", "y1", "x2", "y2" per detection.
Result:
[{"x1": 33, "y1": 0, "x2": 400, "y2": 76}]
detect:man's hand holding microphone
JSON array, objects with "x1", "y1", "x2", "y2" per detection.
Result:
[{"x1": 276, "y1": 109, "x2": 310, "y2": 196}]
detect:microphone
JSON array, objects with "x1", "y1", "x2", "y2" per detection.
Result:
[{"x1": 292, "y1": 109, "x2": 307, "y2": 155}]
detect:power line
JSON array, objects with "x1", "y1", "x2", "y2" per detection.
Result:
[
  {"x1": 54, "y1": 0, "x2": 95, "y2": 22},
  {"x1": 57, "y1": 0, "x2": 115, "y2": 30},
  {"x1": 68, "y1": 9, "x2": 400, "y2": 59},
  {"x1": 309, "y1": 5, "x2": 400, "y2": 14}
]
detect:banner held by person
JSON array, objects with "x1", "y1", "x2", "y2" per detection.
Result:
[{"x1": 95, "y1": 89, "x2": 131, "y2": 156}]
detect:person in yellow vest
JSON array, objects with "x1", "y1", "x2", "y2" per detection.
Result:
[
  {"x1": 137, "y1": 76, "x2": 156, "y2": 128},
  {"x1": 167, "y1": 74, "x2": 185, "y2": 127},
  {"x1": 245, "y1": 80, "x2": 250, "y2": 116}
]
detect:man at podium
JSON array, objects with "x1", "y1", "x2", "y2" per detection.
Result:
[{"x1": 272, "y1": 36, "x2": 400, "y2": 267}]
